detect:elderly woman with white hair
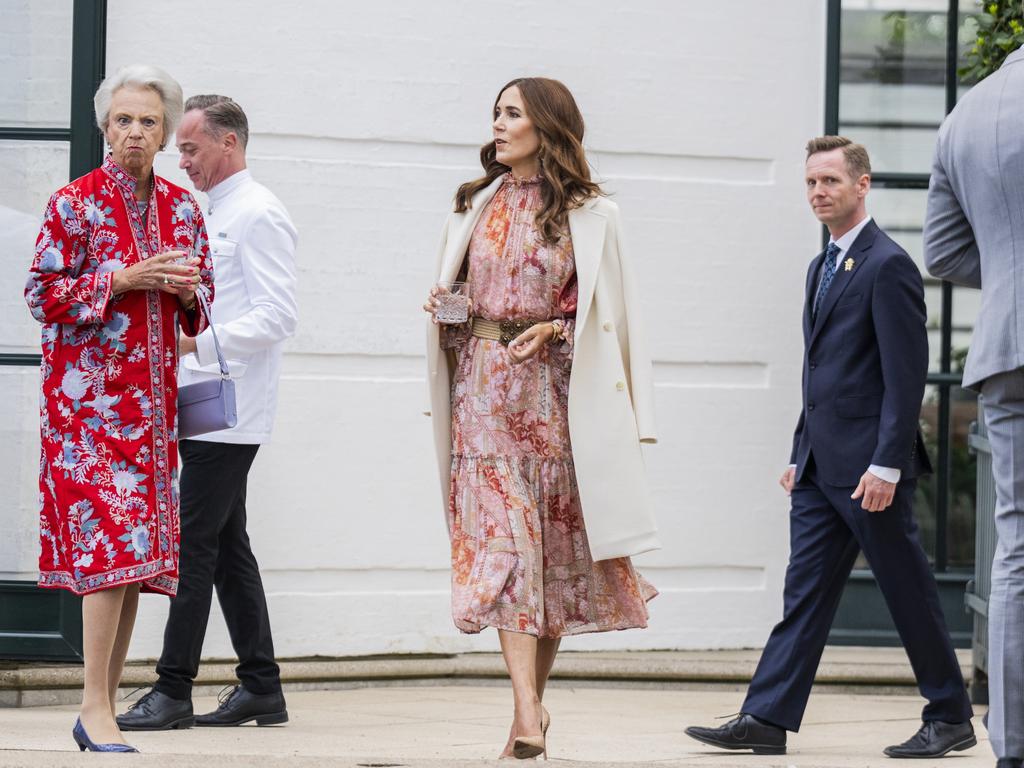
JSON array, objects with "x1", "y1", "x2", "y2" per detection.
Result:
[{"x1": 24, "y1": 64, "x2": 214, "y2": 753}]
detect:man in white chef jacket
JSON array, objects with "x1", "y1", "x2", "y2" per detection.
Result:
[{"x1": 117, "y1": 95, "x2": 298, "y2": 731}]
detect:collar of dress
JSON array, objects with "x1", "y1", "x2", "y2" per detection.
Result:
[{"x1": 101, "y1": 155, "x2": 153, "y2": 199}]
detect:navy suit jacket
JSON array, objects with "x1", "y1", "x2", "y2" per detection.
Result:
[{"x1": 790, "y1": 220, "x2": 932, "y2": 487}]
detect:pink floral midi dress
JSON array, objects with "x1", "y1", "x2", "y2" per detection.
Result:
[{"x1": 445, "y1": 173, "x2": 656, "y2": 638}]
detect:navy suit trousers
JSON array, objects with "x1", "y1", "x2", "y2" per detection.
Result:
[{"x1": 741, "y1": 464, "x2": 971, "y2": 732}]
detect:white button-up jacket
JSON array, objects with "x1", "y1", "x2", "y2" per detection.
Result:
[{"x1": 180, "y1": 169, "x2": 298, "y2": 444}]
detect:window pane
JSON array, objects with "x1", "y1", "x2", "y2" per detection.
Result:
[
  {"x1": 895, "y1": 384, "x2": 978, "y2": 572},
  {"x1": 839, "y1": 2, "x2": 948, "y2": 173},
  {"x1": 914, "y1": 384, "x2": 980, "y2": 570},
  {"x1": 915, "y1": 382, "x2": 943, "y2": 566},
  {"x1": 867, "y1": 186, "x2": 965, "y2": 372},
  {"x1": 947, "y1": 386, "x2": 978, "y2": 570},
  {"x1": 950, "y1": 285, "x2": 977, "y2": 371},
  {"x1": 853, "y1": 379, "x2": 970, "y2": 571},
  {"x1": 0, "y1": 140, "x2": 69, "y2": 355},
  {"x1": 869, "y1": 186, "x2": 926, "y2": 266},
  {"x1": 958, "y1": 0, "x2": 994, "y2": 93},
  {"x1": 0, "y1": 365, "x2": 41, "y2": 580},
  {"x1": 0, "y1": 0, "x2": 73, "y2": 129}
]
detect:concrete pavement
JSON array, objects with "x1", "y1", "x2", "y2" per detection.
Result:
[{"x1": 0, "y1": 682, "x2": 994, "y2": 768}]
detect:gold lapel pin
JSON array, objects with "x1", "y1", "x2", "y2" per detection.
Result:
[{"x1": 844, "y1": 257, "x2": 855, "y2": 272}]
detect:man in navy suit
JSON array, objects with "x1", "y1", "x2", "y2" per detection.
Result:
[{"x1": 685, "y1": 137, "x2": 974, "y2": 758}]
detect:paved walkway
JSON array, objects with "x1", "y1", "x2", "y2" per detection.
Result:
[{"x1": 0, "y1": 683, "x2": 993, "y2": 767}]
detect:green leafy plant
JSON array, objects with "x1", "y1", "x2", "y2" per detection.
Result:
[{"x1": 960, "y1": 1, "x2": 1024, "y2": 83}]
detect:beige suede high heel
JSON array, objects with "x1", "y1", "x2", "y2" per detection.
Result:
[
  {"x1": 512, "y1": 733, "x2": 545, "y2": 760},
  {"x1": 541, "y1": 707, "x2": 550, "y2": 758},
  {"x1": 512, "y1": 707, "x2": 550, "y2": 760}
]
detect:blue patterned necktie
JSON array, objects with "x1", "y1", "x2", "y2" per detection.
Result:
[{"x1": 812, "y1": 242, "x2": 843, "y2": 322}]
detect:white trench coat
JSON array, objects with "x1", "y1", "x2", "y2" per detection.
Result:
[{"x1": 425, "y1": 177, "x2": 660, "y2": 561}]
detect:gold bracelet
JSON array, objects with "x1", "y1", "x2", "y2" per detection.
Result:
[{"x1": 548, "y1": 319, "x2": 564, "y2": 343}]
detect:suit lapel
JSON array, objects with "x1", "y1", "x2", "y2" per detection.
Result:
[
  {"x1": 568, "y1": 200, "x2": 607, "y2": 331},
  {"x1": 809, "y1": 220, "x2": 879, "y2": 346},
  {"x1": 438, "y1": 176, "x2": 505, "y2": 282}
]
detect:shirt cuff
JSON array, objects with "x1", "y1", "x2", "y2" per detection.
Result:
[{"x1": 868, "y1": 464, "x2": 901, "y2": 484}]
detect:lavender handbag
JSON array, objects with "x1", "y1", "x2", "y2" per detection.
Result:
[{"x1": 177, "y1": 292, "x2": 237, "y2": 438}]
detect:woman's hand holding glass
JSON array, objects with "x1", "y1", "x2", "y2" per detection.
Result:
[
  {"x1": 423, "y1": 282, "x2": 472, "y2": 325},
  {"x1": 507, "y1": 322, "x2": 557, "y2": 364},
  {"x1": 110, "y1": 250, "x2": 201, "y2": 301},
  {"x1": 170, "y1": 253, "x2": 202, "y2": 309}
]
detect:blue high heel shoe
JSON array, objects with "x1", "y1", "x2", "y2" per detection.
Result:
[{"x1": 72, "y1": 718, "x2": 139, "y2": 753}]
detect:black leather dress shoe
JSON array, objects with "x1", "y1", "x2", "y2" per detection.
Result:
[
  {"x1": 685, "y1": 714, "x2": 787, "y2": 755},
  {"x1": 195, "y1": 685, "x2": 288, "y2": 727},
  {"x1": 116, "y1": 688, "x2": 194, "y2": 731},
  {"x1": 883, "y1": 720, "x2": 976, "y2": 758},
  {"x1": 996, "y1": 758, "x2": 1023, "y2": 768}
]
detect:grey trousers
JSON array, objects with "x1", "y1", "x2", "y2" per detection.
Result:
[{"x1": 982, "y1": 368, "x2": 1024, "y2": 759}]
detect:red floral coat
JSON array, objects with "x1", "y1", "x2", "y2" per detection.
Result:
[{"x1": 25, "y1": 156, "x2": 214, "y2": 596}]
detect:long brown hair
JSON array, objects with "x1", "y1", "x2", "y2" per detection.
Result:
[{"x1": 455, "y1": 77, "x2": 602, "y2": 243}]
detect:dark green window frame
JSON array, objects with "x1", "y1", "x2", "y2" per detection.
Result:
[{"x1": 825, "y1": 0, "x2": 975, "y2": 646}]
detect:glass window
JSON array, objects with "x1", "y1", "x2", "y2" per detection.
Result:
[
  {"x1": 0, "y1": 0, "x2": 73, "y2": 129},
  {"x1": 0, "y1": 140, "x2": 69, "y2": 355},
  {"x1": 838, "y1": 2, "x2": 949, "y2": 174},
  {"x1": 917, "y1": 382, "x2": 979, "y2": 570},
  {"x1": 0, "y1": 365, "x2": 43, "y2": 580},
  {"x1": 0, "y1": 0, "x2": 105, "y2": 663},
  {"x1": 833, "y1": 0, "x2": 987, "y2": 582},
  {"x1": 950, "y1": 286, "x2": 977, "y2": 365},
  {"x1": 868, "y1": 186, "x2": 927, "y2": 266},
  {"x1": 946, "y1": 385, "x2": 979, "y2": 569}
]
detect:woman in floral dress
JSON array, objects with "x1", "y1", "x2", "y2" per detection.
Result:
[
  {"x1": 25, "y1": 65, "x2": 212, "y2": 752},
  {"x1": 425, "y1": 77, "x2": 659, "y2": 759}
]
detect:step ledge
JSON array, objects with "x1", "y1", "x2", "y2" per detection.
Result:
[{"x1": 1, "y1": 651, "x2": 973, "y2": 692}]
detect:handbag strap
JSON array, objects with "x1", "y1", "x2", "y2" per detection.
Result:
[{"x1": 194, "y1": 290, "x2": 231, "y2": 380}]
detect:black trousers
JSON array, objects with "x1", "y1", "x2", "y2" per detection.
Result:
[
  {"x1": 741, "y1": 463, "x2": 972, "y2": 732},
  {"x1": 155, "y1": 440, "x2": 281, "y2": 700}
]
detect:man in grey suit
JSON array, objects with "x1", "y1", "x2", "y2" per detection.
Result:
[{"x1": 924, "y1": 45, "x2": 1024, "y2": 768}]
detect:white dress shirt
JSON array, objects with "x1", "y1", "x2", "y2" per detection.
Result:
[
  {"x1": 797, "y1": 214, "x2": 901, "y2": 485},
  {"x1": 179, "y1": 169, "x2": 298, "y2": 444}
]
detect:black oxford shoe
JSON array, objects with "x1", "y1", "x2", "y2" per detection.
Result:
[
  {"x1": 883, "y1": 719, "x2": 976, "y2": 758},
  {"x1": 996, "y1": 759, "x2": 1023, "y2": 768},
  {"x1": 685, "y1": 713, "x2": 787, "y2": 755},
  {"x1": 116, "y1": 688, "x2": 194, "y2": 731},
  {"x1": 195, "y1": 685, "x2": 288, "y2": 727}
]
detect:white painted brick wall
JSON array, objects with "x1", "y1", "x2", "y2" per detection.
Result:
[{"x1": 1, "y1": 0, "x2": 828, "y2": 658}]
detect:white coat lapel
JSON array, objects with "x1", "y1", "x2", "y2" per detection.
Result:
[
  {"x1": 438, "y1": 176, "x2": 504, "y2": 282},
  {"x1": 568, "y1": 200, "x2": 607, "y2": 331}
]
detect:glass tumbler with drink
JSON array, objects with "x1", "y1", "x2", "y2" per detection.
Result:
[{"x1": 435, "y1": 281, "x2": 471, "y2": 324}]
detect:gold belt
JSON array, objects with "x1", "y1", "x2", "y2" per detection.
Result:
[{"x1": 471, "y1": 317, "x2": 540, "y2": 347}]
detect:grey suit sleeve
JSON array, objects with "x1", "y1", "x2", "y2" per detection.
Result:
[{"x1": 923, "y1": 134, "x2": 982, "y2": 288}]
